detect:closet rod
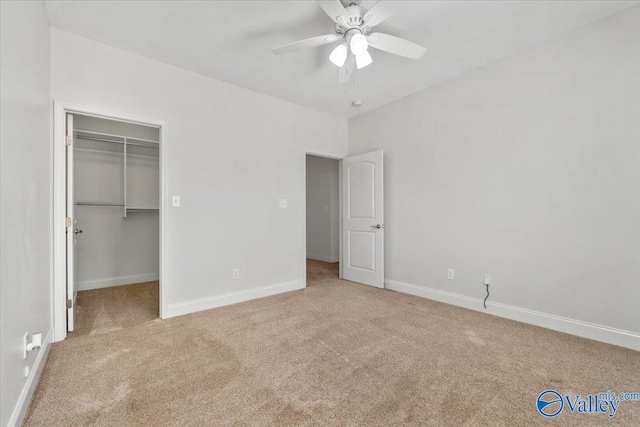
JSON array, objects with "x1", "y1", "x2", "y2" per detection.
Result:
[
  {"x1": 76, "y1": 202, "x2": 124, "y2": 207},
  {"x1": 76, "y1": 136, "x2": 160, "y2": 150},
  {"x1": 75, "y1": 135, "x2": 159, "y2": 150},
  {"x1": 76, "y1": 135, "x2": 123, "y2": 145},
  {"x1": 127, "y1": 141, "x2": 159, "y2": 149},
  {"x1": 126, "y1": 209, "x2": 159, "y2": 214}
]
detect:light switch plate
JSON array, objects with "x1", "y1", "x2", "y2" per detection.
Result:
[
  {"x1": 172, "y1": 195, "x2": 180, "y2": 208},
  {"x1": 279, "y1": 199, "x2": 288, "y2": 209}
]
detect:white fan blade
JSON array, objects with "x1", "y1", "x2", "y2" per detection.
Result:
[
  {"x1": 363, "y1": 1, "x2": 396, "y2": 27},
  {"x1": 316, "y1": 0, "x2": 349, "y2": 25},
  {"x1": 367, "y1": 32, "x2": 426, "y2": 59},
  {"x1": 272, "y1": 34, "x2": 341, "y2": 55},
  {"x1": 338, "y1": 52, "x2": 355, "y2": 84}
]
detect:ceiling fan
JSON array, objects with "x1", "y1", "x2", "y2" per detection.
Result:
[{"x1": 272, "y1": 0, "x2": 426, "y2": 84}]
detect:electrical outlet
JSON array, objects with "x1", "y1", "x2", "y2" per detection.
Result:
[
  {"x1": 447, "y1": 269, "x2": 455, "y2": 280},
  {"x1": 483, "y1": 275, "x2": 491, "y2": 285},
  {"x1": 279, "y1": 199, "x2": 288, "y2": 209},
  {"x1": 24, "y1": 366, "x2": 30, "y2": 378},
  {"x1": 232, "y1": 268, "x2": 240, "y2": 280},
  {"x1": 172, "y1": 195, "x2": 181, "y2": 208}
]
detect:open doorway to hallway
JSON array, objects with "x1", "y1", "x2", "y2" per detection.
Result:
[{"x1": 306, "y1": 154, "x2": 340, "y2": 282}]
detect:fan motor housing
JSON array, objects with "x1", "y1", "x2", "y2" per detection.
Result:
[{"x1": 335, "y1": 4, "x2": 370, "y2": 36}]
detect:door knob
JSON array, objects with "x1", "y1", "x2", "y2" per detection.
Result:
[
  {"x1": 74, "y1": 228, "x2": 83, "y2": 235},
  {"x1": 372, "y1": 224, "x2": 383, "y2": 229}
]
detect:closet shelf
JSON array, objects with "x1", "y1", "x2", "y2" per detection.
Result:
[
  {"x1": 75, "y1": 129, "x2": 159, "y2": 218},
  {"x1": 75, "y1": 129, "x2": 159, "y2": 149}
]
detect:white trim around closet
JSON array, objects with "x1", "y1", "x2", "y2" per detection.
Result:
[{"x1": 52, "y1": 100, "x2": 167, "y2": 342}]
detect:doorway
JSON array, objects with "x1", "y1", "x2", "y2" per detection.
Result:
[
  {"x1": 53, "y1": 101, "x2": 166, "y2": 342},
  {"x1": 303, "y1": 149, "x2": 385, "y2": 289},
  {"x1": 70, "y1": 114, "x2": 160, "y2": 337},
  {"x1": 305, "y1": 154, "x2": 340, "y2": 283}
]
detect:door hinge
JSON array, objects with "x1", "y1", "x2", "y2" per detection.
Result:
[
  {"x1": 66, "y1": 299, "x2": 73, "y2": 309},
  {"x1": 65, "y1": 217, "x2": 72, "y2": 227},
  {"x1": 66, "y1": 135, "x2": 72, "y2": 146}
]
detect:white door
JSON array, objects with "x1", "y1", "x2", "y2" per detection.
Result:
[
  {"x1": 342, "y1": 150, "x2": 384, "y2": 288},
  {"x1": 66, "y1": 113, "x2": 79, "y2": 332}
]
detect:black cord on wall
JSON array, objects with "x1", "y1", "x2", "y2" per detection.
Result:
[{"x1": 483, "y1": 283, "x2": 489, "y2": 309}]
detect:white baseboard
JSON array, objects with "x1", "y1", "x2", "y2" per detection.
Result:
[
  {"x1": 307, "y1": 253, "x2": 339, "y2": 263},
  {"x1": 78, "y1": 273, "x2": 159, "y2": 291},
  {"x1": 166, "y1": 279, "x2": 305, "y2": 318},
  {"x1": 8, "y1": 328, "x2": 52, "y2": 427},
  {"x1": 385, "y1": 279, "x2": 640, "y2": 351}
]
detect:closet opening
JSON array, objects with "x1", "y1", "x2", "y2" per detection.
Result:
[
  {"x1": 67, "y1": 114, "x2": 160, "y2": 337},
  {"x1": 305, "y1": 154, "x2": 340, "y2": 284}
]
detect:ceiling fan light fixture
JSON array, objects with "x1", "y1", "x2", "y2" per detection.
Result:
[
  {"x1": 271, "y1": 0, "x2": 427, "y2": 84},
  {"x1": 349, "y1": 33, "x2": 368, "y2": 56},
  {"x1": 356, "y1": 51, "x2": 372, "y2": 69},
  {"x1": 329, "y1": 43, "x2": 348, "y2": 67}
]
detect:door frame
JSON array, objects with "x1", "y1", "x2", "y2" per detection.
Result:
[
  {"x1": 52, "y1": 100, "x2": 167, "y2": 342},
  {"x1": 302, "y1": 149, "x2": 344, "y2": 286}
]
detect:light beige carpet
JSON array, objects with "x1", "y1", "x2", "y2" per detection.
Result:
[
  {"x1": 71, "y1": 281, "x2": 159, "y2": 338},
  {"x1": 25, "y1": 261, "x2": 639, "y2": 426}
]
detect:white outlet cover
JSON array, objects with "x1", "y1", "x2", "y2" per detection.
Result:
[
  {"x1": 279, "y1": 199, "x2": 288, "y2": 209},
  {"x1": 447, "y1": 269, "x2": 455, "y2": 280},
  {"x1": 483, "y1": 275, "x2": 491, "y2": 285},
  {"x1": 232, "y1": 268, "x2": 240, "y2": 279},
  {"x1": 172, "y1": 195, "x2": 181, "y2": 207},
  {"x1": 23, "y1": 333, "x2": 28, "y2": 359},
  {"x1": 24, "y1": 366, "x2": 30, "y2": 378}
]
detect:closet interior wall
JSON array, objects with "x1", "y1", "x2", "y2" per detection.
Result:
[{"x1": 74, "y1": 114, "x2": 160, "y2": 290}]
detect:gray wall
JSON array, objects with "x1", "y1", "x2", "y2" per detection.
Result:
[
  {"x1": 0, "y1": 1, "x2": 52, "y2": 425},
  {"x1": 306, "y1": 155, "x2": 339, "y2": 263},
  {"x1": 349, "y1": 8, "x2": 640, "y2": 334},
  {"x1": 51, "y1": 29, "x2": 348, "y2": 315}
]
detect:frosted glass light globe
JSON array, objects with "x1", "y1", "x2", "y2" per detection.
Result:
[
  {"x1": 356, "y1": 51, "x2": 372, "y2": 69},
  {"x1": 349, "y1": 34, "x2": 368, "y2": 56},
  {"x1": 329, "y1": 44, "x2": 348, "y2": 67}
]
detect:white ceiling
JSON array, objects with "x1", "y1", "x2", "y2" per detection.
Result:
[{"x1": 45, "y1": 1, "x2": 637, "y2": 118}]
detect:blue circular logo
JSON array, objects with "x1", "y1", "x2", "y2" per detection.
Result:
[{"x1": 537, "y1": 390, "x2": 564, "y2": 417}]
